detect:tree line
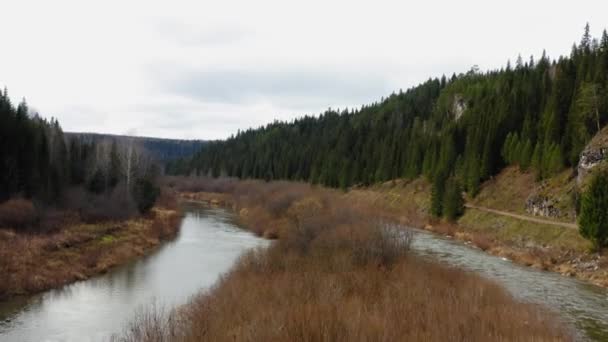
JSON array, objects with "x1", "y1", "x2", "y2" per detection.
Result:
[{"x1": 0, "y1": 90, "x2": 160, "y2": 222}]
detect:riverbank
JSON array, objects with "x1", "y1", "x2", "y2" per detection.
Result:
[
  {"x1": 349, "y1": 172, "x2": 608, "y2": 288},
  {"x1": 0, "y1": 206, "x2": 182, "y2": 301},
  {"x1": 180, "y1": 181, "x2": 608, "y2": 288},
  {"x1": 121, "y1": 178, "x2": 572, "y2": 341}
]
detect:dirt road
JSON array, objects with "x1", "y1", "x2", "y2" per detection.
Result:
[{"x1": 464, "y1": 204, "x2": 578, "y2": 229}]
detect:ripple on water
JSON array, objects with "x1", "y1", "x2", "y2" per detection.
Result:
[{"x1": 410, "y1": 229, "x2": 608, "y2": 341}]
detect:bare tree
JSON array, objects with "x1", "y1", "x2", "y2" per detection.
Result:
[{"x1": 117, "y1": 137, "x2": 152, "y2": 193}]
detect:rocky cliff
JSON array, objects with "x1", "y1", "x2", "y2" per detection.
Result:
[{"x1": 577, "y1": 125, "x2": 608, "y2": 186}]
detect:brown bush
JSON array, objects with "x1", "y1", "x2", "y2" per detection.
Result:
[
  {"x1": 156, "y1": 189, "x2": 179, "y2": 210},
  {"x1": 0, "y1": 198, "x2": 37, "y2": 229},
  {"x1": 264, "y1": 187, "x2": 306, "y2": 217},
  {"x1": 38, "y1": 208, "x2": 76, "y2": 233},
  {"x1": 471, "y1": 233, "x2": 494, "y2": 251},
  {"x1": 149, "y1": 212, "x2": 181, "y2": 240},
  {"x1": 70, "y1": 186, "x2": 138, "y2": 223},
  {"x1": 433, "y1": 221, "x2": 458, "y2": 236}
]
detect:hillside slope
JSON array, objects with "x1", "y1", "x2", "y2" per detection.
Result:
[
  {"x1": 172, "y1": 28, "x2": 608, "y2": 216},
  {"x1": 67, "y1": 132, "x2": 206, "y2": 162}
]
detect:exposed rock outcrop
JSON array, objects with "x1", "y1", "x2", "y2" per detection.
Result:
[
  {"x1": 577, "y1": 125, "x2": 608, "y2": 185},
  {"x1": 452, "y1": 95, "x2": 466, "y2": 121},
  {"x1": 525, "y1": 194, "x2": 561, "y2": 218}
]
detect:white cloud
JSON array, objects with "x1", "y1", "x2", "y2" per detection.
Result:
[{"x1": 1, "y1": 0, "x2": 607, "y2": 139}]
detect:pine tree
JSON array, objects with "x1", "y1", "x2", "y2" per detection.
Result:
[
  {"x1": 443, "y1": 178, "x2": 464, "y2": 222},
  {"x1": 519, "y1": 139, "x2": 533, "y2": 171},
  {"x1": 581, "y1": 23, "x2": 591, "y2": 53},
  {"x1": 531, "y1": 142, "x2": 543, "y2": 179},
  {"x1": 467, "y1": 154, "x2": 481, "y2": 197},
  {"x1": 544, "y1": 143, "x2": 563, "y2": 176},
  {"x1": 602, "y1": 30, "x2": 608, "y2": 52},
  {"x1": 502, "y1": 132, "x2": 514, "y2": 164},
  {"x1": 579, "y1": 171, "x2": 608, "y2": 251},
  {"x1": 430, "y1": 172, "x2": 446, "y2": 218}
]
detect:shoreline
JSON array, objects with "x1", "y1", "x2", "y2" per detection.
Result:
[
  {"x1": 114, "y1": 185, "x2": 569, "y2": 341},
  {"x1": 420, "y1": 223, "x2": 608, "y2": 288},
  {"x1": 181, "y1": 189, "x2": 608, "y2": 289},
  {"x1": 0, "y1": 207, "x2": 182, "y2": 302}
]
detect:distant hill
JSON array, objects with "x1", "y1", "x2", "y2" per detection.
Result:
[{"x1": 66, "y1": 132, "x2": 206, "y2": 162}]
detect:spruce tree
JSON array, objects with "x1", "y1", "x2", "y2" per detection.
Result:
[
  {"x1": 579, "y1": 171, "x2": 608, "y2": 251},
  {"x1": 531, "y1": 142, "x2": 543, "y2": 179},
  {"x1": 430, "y1": 172, "x2": 446, "y2": 218},
  {"x1": 467, "y1": 154, "x2": 481, "y2": 197},
  {"x1": 443, "y1": 178, "x2": 464, "y2": 222},
  {"x1": 519, "y1": 139, "x2": 533, "y2": 171}
]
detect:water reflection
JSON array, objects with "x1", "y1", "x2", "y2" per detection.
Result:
[{"x1": 0, "y1": 206, "x2": 267, "y2": 342}]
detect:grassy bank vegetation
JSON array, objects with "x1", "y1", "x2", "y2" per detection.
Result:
[
  {"x1": 117, "y1": 177, "x2": 571, "y2": 341},
  {"x1": 0, "y1": 189, "x2": 181, "y2": 300},
  {"x1": 346, "y1": 171, "x2": 608, "y2": 287}
]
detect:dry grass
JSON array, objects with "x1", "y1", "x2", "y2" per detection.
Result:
[
  {"x1": 471, "y1": 166, "x2": 577, "y2": 223},
  {"x1": 117, "y1": 178, "x2": 572, "y2": 341},
  {"x1": 0, "y1": 202, "x2": 182, "y2": 300},
  {"x1": 470, "y1": 233, "x2": 495, "y2": 251}
]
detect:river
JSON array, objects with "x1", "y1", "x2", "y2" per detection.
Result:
[
  {"x1": 0, "y1": 205, "x2": 268, "y2": 342},
  {"x1": 410, "y1": 230, "x2": 608, "y2": 341},
  {"x1": 0, "y1": 206, "x2": 607, "y2": 341}
]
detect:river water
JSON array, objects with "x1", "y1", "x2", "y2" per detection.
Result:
[
  {"x1": 0, "y1": 205, "x2": 267, "y2": 342},
  {"x1": 0, "y1": 206, "x2": 607, "y2": 341},
  {"x1": 410, "y1": 230, "x2": 608, "y2": 341}
]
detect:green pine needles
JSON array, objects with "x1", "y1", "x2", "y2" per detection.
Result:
[{"x1": 579, "y1": 171, "x2": 608, "y2": 252}]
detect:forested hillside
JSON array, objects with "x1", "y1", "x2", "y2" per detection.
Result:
[
  {"x1": 67, "y1": 133, "x2": 205, "y2": 162},
  {"x1": 171, "y1": 26, "x2": 608, "y2": 202},
  {"x1": 0, "y1": 91, "x2": 161, "y2": 222}
]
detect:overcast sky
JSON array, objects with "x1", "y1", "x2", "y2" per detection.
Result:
[{"x1": 1, "y1": 0, "x2": 607, "y2": 140}]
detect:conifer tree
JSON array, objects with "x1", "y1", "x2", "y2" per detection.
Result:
[
  {"x1": 531, "y1": 142, "x2": 543, "y2": 179},
  {"x1": 519, "y1": 139, "x2": 533, "y2": 171},
  {"x1": 579, "y1": 171, "x2": 608, "y2": 251},
  {"x1": 443, "y1": 177, "x2": 464, "y2": 221},
  {"x1": 430, "y1": 172, "x2": 446, "y2": 218}
]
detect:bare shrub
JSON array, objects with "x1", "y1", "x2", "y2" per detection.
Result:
[
  {"x1": 75, "y1": 185, "x2": 138, "y2": 223},
  {"x1": 358, "y1": 222, "x2": 412, "y2": 267},
  {"x1": 0, "y1": 198, "x2": 37, "y2": 229},
  {"x1": 150, "y1": 213, "x2": 181, "y2": 240},
  {"x1": 264, "y1": 187, "x2": 305, "y2": 217},
  {"x1": 37, "y1": 208, "x2": 74, "y2": 233},
  {"x1": 112, "y1": 302, "x2": 180, "y2": 342},
  {"x1": 471, "y1": 233, "x2": 494, "y2": 251},
  {"x1": 433, "y1": 222, "x2": 457, "y2": 236},
  {"x1": 156, "y1": 189, "x2": 178, "y2": 210}
]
